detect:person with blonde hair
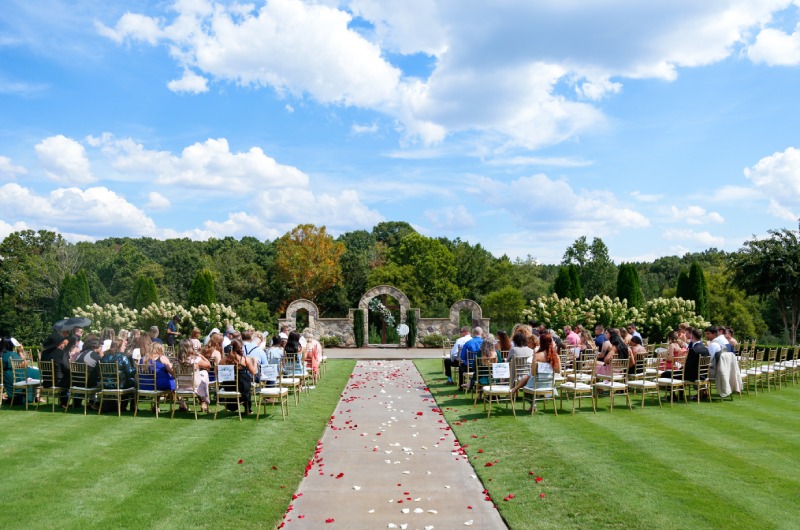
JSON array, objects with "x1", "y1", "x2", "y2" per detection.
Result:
[
  {"x1": 176, "y1": 338, "x2": 211, "y2": 412},
  {"x1": 303, "y1": 328, "x2": 322, "y2": 378}
]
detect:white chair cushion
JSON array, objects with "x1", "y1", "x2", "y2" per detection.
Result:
[
  {"x1": 559, "y1": 382, "x2": 592, "y2": 391},
  {"x1": 218, "y1": 390, "x2": 241, "y2": 397},
  {"x1": 523, "y1": 386, "x2": 555, "y2": 393},
  {"x1": 281, "y1": 378, "x2": 301, "y2": 385},
  {"x1": 627, "y1": 380, "x2": 657, "y2": 388},
  {"x1": 656, "y1": 378, "x2": 682, "y2": 385},
  {"x1": 595, "y1": 381, "x2": 627, "y2": 390},
  {"x1": 481, "y1": 385, "x2": 512, "y2": 394},
  {"x1": 15, "y1": 379, "x2": 40, "y2": 386},
  {"x1": 259, "y1": 388, "x2": 289, "y2": 396}
]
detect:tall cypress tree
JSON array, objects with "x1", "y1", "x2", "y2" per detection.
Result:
[
  {"x1": 75, "y1": 269, "x2": 91, "y2": 307},
  {"x1": 188, "y1": 269, "x2": 216, "y2": 307},
  {"x1": 616, "y1": 263, "x2": 644, "y2": 308},
  {"x1": 676, "y1": 270, "x2": 691, "y2": 300},
  {"x1": 59, "y1": 270, "x2": 92, "y2": 317},
  {"x1": 131, "y1": 276, "x2": 159, "y2": 308},
  {"x1": 353, "y1": 308, "x2": 365, "y2": 347},
  {"x1": 568, "y1": 264, "x2": 584, "y2": 299},
  {"x1": 553, "y1": 266, "x2": 572, "y2": 298},
  {"x1": 405, "y1": 310, "x2": 417, "y2": 348},
  {"x1": 687, "y1": 262, "x2": 709, "y2": 318}
]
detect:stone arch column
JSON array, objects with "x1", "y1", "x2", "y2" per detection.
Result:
[{"x1": 358, "y1": 285, "x2": 411, "y2": 345}]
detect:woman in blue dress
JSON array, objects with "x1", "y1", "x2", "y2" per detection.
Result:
[
  {"x1": 1, "y1": 337, "x2": 41, "y2": 404},
  {"x1": 139, "y1": 342, "x2": 176, "y2": 392},
  {"x1": 510, "y1": 331, "x2": 561, "y2": 396}
]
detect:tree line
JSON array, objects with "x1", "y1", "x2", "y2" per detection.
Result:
[{"x1": 0, "y1": 221, "x2": 792, "y2": 345}]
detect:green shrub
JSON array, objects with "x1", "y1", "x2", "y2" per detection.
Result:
[
  {"x1": 420, "y1": 333, "x2": 446, "y2": 348},
  {"x1": 406, "y1": 310, "x2": 418, "y2": 348},
  {"x1": 320, "y1": 336, "x2": 341, "y2": 348}
]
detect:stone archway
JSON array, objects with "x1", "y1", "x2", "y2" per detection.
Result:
[
  {"x1": 282, "y1": 299, "x2": 320, "y2": 332},
  {"x1": 450, "y1": 299, "x2": 483, "y2": 332},
  {"x1": 359, "y1": 285, "x2": 411, "y2": 345}
]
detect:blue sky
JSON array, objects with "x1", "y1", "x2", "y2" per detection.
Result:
[{"x1": 1, "y1": 0, "x2": 800, "y2": 263}]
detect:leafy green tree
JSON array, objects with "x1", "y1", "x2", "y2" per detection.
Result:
[
  {"x1": 687, "y1": 262, "x2": 709, "y2": 318},
  {"x1": 562, "y1": 236, "x2": 617, "y2": 297},
  {"x1": 706, "y1": 271, "x2": 766, "y2": 340},
  {"x1": 188, "y1": 269, "x2": 216, "y2": 308},
  {"x1": 729, "y1": 228, "x2": 800, "y2": 344},
  {"x1": 235, "y1": 299, "x2": 278, "y2": 333},
  {"x1": 131, "y1": 275, "x2": 159, "y2": 309},
  {"x1": 372, "y1": 221, "x2": 415, "y2": 248},
  {"x1": 616, "y1": 263, "x2": 644, "y2": 308},
  {"x1": 554, "y1": 265, "x2": 583, "y2": 299},
  {"x1": 391, "y1": 233, "x2": 461, "y2": 315},
  {"x1": 482, "y1": 286, "x2": 526, "y2": 332},
  {"x1": 676, "y1": 270, "x2": 691, "y2": 300}
]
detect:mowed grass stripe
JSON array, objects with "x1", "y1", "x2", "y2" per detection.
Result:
[
  {"x1": 0, "y1": 360, "x2": 355, "y2": 530},
  {"x1": 415, "y1": 359, "x2": 800, "y2": 530}
]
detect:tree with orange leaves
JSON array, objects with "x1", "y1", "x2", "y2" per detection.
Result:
[{"x1": 275, "y1": 224, "x2": 345, "y2": 303}]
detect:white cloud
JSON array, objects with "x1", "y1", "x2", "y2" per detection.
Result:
[
  {"x1": 744, "y1": 146, "x2": 800, "y2": 202},
  {"x1": 768, "y1": 198, "x2": 798, "y2": 221},
  {"x1": 0, "y1": 156, "x2": 27, "y2": 179},
  {"x1": 145, "y1": 191, "x2": 171, "y2": 211},
  {"x1": 663, "y1": 228, "x2": 725, "y2": 247},
  {"x1": 424, "y1": 205, "x2": 475, "y2": 231},
  {"x1": 630, "y1": 190, "x2": 663, "y2": 203},
  {"x1": 0, "y1": 219, "x2": 30, "y2": 241},
  {"x1": 0, "y1": 183, "x2": 157, "y2": 237},
  {"x1": 486, "y1": 156, "x2": 594, "y2": 168},
  {"x1": 670, "y1": 205, "x2": 725, "y2": 225},
  {"x1": 747, "y1": 22, "x2": 800, "y2": 66},
  {"x1": 351, "y1": 122, "x2": 379, "y2": 135},
  {"x1": 89, "y1": 134, "x2": 309, "y2": 191},
  {"x1": 100, "y1": 1, "x2": 793, "y2": 150},
  {"x1": 167, "y1": 69, "x2": 209, "y2": 94},
  {"x1": 35, "y1": 135, "x2": 94, "y2": 184},
  {"x1": 472, "y1": 173, "x2": 649, "y2": 240},
  {"x1": 256, "y1": 188, "x2": 383, "y2": 229},
  {"x1": 95, "y1": 13, "x2": 162, "y2": 44}
]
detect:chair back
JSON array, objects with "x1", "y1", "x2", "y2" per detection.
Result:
[
  {"x1": 260, "y1": 363, "x2": 280, "y2": 387},
  {"x1": 69, "y1": 362, "x2": 92, "y2": 388},
  {"x1": 9, "y1": 358, "x2": 28, "y2": 385},
  {"x1": 39, "y1": 360, "x2": 56, "y2": 388},
  {"x1": 512, "y1": 356, "x2": 531, "y2": 384},
  {"x1": 174, "y1": 362, "x2": 196, "y2": 392},
  {"x1": 767, "y1": 348, "x2": 777, "y2": 364},
  {"x1": 533, "y1": 361, "x2": 556, "y2": 389},
  {"x1": 474, "y1": 357, "x2": 493, "y2": 386},
  {"x1": 696, "y1": 355, "x2": 711, "y2": 382},
  {"x1": 136, "y1": 362, "x2": 158, "y2": 391},
  {"x1": 100, "y1": 362, "x2": 123, "y2": 389},
  {"x1": 609, "y1": 358, "x2": 630, "y2": 383},
  {"x1": 498, "y1": 350, "x2": 510, "y2": 362}
]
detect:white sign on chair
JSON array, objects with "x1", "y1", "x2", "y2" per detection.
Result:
[
  {"x1": 261, "y1": 364, "x2": 278, "y2": 381},
  {"x1": 492, "y1": 362, "x2": 510, "y2": 379},
  {"x1": 218, "y1": 364, "x2": 236, "y2": 382}
]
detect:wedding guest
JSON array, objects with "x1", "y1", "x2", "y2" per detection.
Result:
[
  {"x1": 445, "y1": 327, "x2": 471, "y2": 384},
  {"x1": 506, "y1": 332, "x2": 533, "y2": 364},
  {"x1": 511, "y1": 331, "x2": 561, "y2": 395},
  {"x1": 101, "y1": 327, "x2": 116, "y2": 352},
  {"x1": 189, "y1": 328, "x2": 203, "y2": 352},
  {"x1": 176, "y1": 338, "x2": 210, "y2": 413},
  {"x1": 303, "y1": 329, "x2": 322, "y2": 377},
  {"x1": 2, "y1": 337, "x2": 41, "y2": 405},
  {"x1": 40, "y1": 333, "x2": 70, "y2": 407},
  {"x1": 139, "y1": 342, "x2": 175, "y2": 393},
  {"x1": 496, "y1": 330, "x2": 512, "y2": 360},
  {"x1": 220, "y1": 339, "x2": 257, "y2": 415},
  {"x1": 101, "y1": 338, "x2": 137, "y2": 411}
]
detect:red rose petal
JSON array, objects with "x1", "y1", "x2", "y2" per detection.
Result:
[
  {"x1": 478, "y1": 449, "x2": 483, "y2": 453},
  {"x1": 539, "y1": 493, "x2": 546, "y2": 498},
  {"x1": 485, "y1": 462, "x2": 493, "y2": 467},
  {"x1": 237, "y1": 459, "x2": 243, "y2": 464},
  {"x1": 273, "y1": 465, "x2": 279, "y2": 470},
  {"x1": 535, "y1": 477, "x2": 543, "y2": 483},
  {"x1": 326, "y1": 518, "x2": 335, "y2": 523}
]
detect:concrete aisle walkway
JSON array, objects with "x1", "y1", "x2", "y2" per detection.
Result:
[{"x1": 282, "y1": 360, "x2": 507, "y2": 530}]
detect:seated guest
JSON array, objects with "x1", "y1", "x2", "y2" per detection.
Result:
[
  {"x1": 283, "y1": 332, "x2": 307, "y2": 376},
  {"x1": 594, "y1": 324, "x2": 607, "y2": 350},
  {"x1": 220, "y1": 339, "x2": 257, "y2": 415},
  {"x1": 683, "y1": 328, "x2": 710, "y2": 385},
  {"x1": 40, "y1": 332, "x2": 70, "y2": 408},
  {"x1": 130, "y1": 334, "x2": 152, "y2": 363},
  {"x1": 725, "y1": 328, "x2": 739, "y2": 353},
  {"x1": 629, "y1": 336, "x2": 647, "y2": 374},
  {"x1": 242, "y1": 330, "x2": 268, "y2": 381},
  {"x1": 176, "y1": 338, "x2": 210, "y2": 413},
  {"x1": 201, "y1": 333, "x2": 224, "y2": 386},
  {"x1": 495, "y1": 330, "x2": 512, "y2": 361},
  {"x1": 660, "y1": 331, "x2": 686, "y2": 374},
  {"x1": 101, "y1": 338, "x2": 137, "y2": 411},
  {"x1": 474, "y1": 334, "x2": 498, "y2": 388},
  {"x1": 303, "y1": 329, "x2": 322, "y2": 377},
  {"x1": 511, "y1": 331, "x2": 561, "y2": 395},
  {"x1": 149, "y1": 325, "x2": 163, "y2": 345},
  {"x1": 459, "y1": 327, "x2": 484, "y2": 388},
  {"x1": 506, "y1": 331, "x2": 533, "y2": 364},
  {"x1": 101, "y1": 327, "x2": 116, "y2": 352},
  {"x1": 2, "y1": 337, "x2": 41, "y2": 405},
  {"x1": 76, "y1": 338, "x2": 104, "y2": 388},
  {"x1": 266, "y1": 335, "x2": 285, "y2": 365},
  {"x1": 445, "y1": 326, "x2": 471, "y2": 384},
  {"x1": 139, "y1": 342, "x2": 176, "y2": 393},
  {"x1": 66, "y1": 336, "x2": 81, "y2": 362},
  {"x1": 189, "y1": 328, "x2": 203, "y2": 352}
]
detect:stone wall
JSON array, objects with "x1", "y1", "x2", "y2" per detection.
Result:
[{"x1": 280, "y1": 291, "x2": 489, "y2": 348}]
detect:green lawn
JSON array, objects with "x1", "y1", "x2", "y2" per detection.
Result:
[
  {"x1": 0, "y1": 359, "x2": 355, "y2": 530},
  {"x1": 415, "y1": 359, "x2": 800, "y2": 530}
]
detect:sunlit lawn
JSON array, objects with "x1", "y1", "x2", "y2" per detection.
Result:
[
  {"x1": 0, "y1": 360, "x2": 355, "y2": 530},
  {"x1": 416, "y1": 359, "x2": 800, "y2": 530}
]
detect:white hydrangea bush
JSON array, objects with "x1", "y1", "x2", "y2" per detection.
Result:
[
  {"x1": 74, "y1": 303, "x2": 137, "y2": 334},
  {"x1": 640, "y1": 297, "x2": 709, "y2": 342}
]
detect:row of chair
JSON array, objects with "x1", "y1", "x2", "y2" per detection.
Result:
[{"x1": 2, "y1": 352, "x2": 329, "y2": 421}]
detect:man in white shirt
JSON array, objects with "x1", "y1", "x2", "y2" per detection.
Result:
[
  {"x1": 445, "y1": 326, "x2": 471, "y2": 384},
  {"x1": 706, "y1": 326, "x2": 722, "y2": 377}
]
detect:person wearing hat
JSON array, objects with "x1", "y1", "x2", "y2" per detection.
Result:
[{"x1": 40, "y1": 333, "x2": 71, "y2": 408}]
